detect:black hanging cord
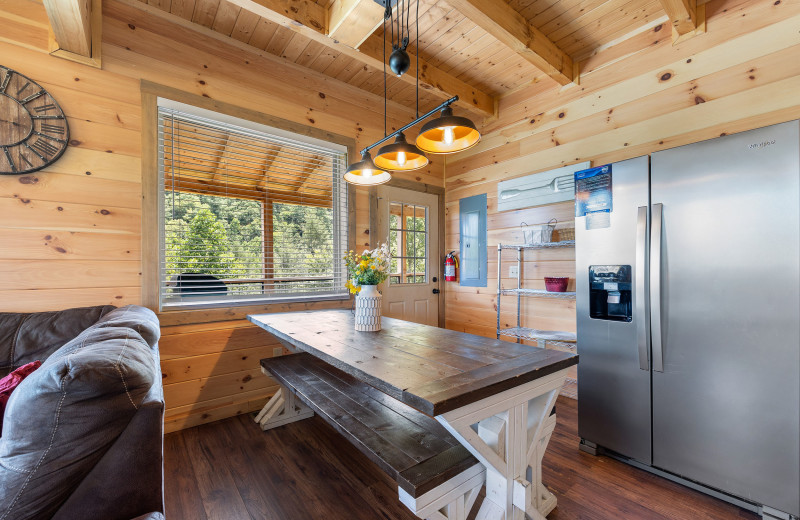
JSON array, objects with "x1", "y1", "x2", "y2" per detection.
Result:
[
  {"x1": 415, "y1": 0, "x2": 419, "y2": 118},
  {"x1": 383, "y1": 9, "x2": 388, "y2": 137},
  {"x1": 390, "y1": 1, "x2": 395, "y2": 51},
  {"x1": 405, "y1": 0, "x2": 411, "y2": 49},
  {"x1": 398, "y1": 0, "x2": 403, "y2": 50}
]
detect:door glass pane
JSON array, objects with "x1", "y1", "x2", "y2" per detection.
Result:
[
  {"x1": 390, "y1": 203, "x2": 402, "y2": 225},
  {"x1": 403, "y1": 204, "x2": 414, "y2": 230},
  {"x1": 389, "y1": 203, "x2": 402, "y2": 258},
  {"x1": 389, "y1": 202, "x2": 428, "y2": 284},
  {"x1": 389, "y1": 228, "x2": 400, "y2": 257}
]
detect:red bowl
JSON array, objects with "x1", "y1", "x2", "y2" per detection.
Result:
[{"x1": 544, "y1": 277, "x2": 569, "y2": 292}]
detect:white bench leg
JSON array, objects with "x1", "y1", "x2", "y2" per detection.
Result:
[
  {"x1": 425, "y1": 482, "x2": 481, "y2": 520},
  {"x1": 254, "y1": 385, "x2": 314, "y2": 431},
  {"x1": 399, "y1": 464, "x2": 485, "y2": 520},
  {"x1": 436, "y1": 369, "x2": 569, "y2": 520}
]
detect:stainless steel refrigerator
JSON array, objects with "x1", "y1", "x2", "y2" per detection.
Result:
[{"x1": 575, "y1": 120, "x2": 800, "y2": 519}]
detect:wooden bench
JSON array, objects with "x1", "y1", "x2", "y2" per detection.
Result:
[{"x1": 258, "y1": 353, "x2": 484, "y2": 517}]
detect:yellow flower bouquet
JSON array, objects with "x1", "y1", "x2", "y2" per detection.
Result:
[{"x1": 343, "y1": 243, "x2": 390, "y2": 294}]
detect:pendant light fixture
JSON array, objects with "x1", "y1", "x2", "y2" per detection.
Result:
[
  {"x1": 343, "y1": 150, "x2": 391, "y2": 186},
  {"x1": 343, "y1": 0, "x2": 482, "y2": 184},
  {"x1": 415, "y1": 105, "x2": 481, "y2": 154},
  {"x1": 374, "y1": 132, "x2": 428, "y2": 171},
  {"x1": 374, "y1": 0, "x2": 428, "y2": 172}
]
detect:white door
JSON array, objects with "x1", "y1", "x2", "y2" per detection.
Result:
[{"x1": 376, "y1": 186, "x2": 440, "y2": 326}]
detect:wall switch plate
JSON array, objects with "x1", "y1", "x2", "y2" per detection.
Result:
[{"x1": 509, "y1": 265, "x2": 519, "y2": 278}]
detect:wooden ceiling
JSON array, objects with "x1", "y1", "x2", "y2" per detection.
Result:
[{"x1": 127, "y1": 0, "x2": 689, "y2": 120}]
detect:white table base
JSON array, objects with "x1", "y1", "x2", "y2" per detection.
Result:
[
  {"x1": 435, "y1": 369, "x2": 568, "y2": 520},
  {"x1": 256, "y1": 346, "x2": 568, "y2": 520}
]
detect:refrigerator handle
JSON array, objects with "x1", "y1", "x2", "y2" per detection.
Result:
[
  {"x1": 650, "y1": 203, "x2": 664, "y2": 372},
  {"x1": 635, "y1": 206, "x2": 650, "y2": 371}
]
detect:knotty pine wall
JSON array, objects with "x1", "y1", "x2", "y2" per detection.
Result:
[
  {"x1": 0, "y1": 0, "x2": 443, "y2": 432},
  {"x1": 443, "y1": 0, "x2": 800, "y2": 385}
]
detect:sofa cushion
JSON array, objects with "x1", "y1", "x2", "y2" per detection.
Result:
[
  {"x1": 0, "y1": 361, "x2": 41, "y2": 433},
  {"x1": 0, "y1": 306, "x2": 160, "y2": 520},
  {"x1": 0, "y1": 305, "x2": 116, "y2": 378}
]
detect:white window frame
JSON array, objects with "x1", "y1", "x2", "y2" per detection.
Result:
[{"x1": 156, "y1": 99, "x2": 350, "y2": 310}]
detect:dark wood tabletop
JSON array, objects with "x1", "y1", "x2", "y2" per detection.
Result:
[{"x1": 249, "y1": 309, "x2": 578, "y2": 416}]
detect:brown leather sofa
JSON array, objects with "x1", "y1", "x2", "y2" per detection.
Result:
[{"x1": 0, "y1": 305, "x2": 165, "y2": 520}]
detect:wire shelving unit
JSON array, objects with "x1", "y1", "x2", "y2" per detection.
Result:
[{"x1": 496, "y1": 240, "x2": 578, "y2": 399}]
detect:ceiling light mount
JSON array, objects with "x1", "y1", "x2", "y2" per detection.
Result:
[
  {"x1": 389, "y1": 48, "x2": 410, "y2": 77},
  {"x1": 384, "y1": 0, "x2": 411, "y2": 77}
]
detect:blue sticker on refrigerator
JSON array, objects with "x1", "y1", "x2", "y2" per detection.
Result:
[{"x1": 575, "y1": 164, "x2": 612, "y2": 230}]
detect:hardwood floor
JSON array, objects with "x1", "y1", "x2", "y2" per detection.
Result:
[{"x1": 164, "y1": 396, "x2": 758, "y2": 520}]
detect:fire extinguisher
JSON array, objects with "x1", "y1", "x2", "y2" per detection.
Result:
[{"x1": 444, "y1": 251, "x2": 458, "y2": 282}]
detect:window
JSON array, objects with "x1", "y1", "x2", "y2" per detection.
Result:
[
  {"x1": 388, "y1": 202, "x2": 428, "y2": 284},
  {"x1": 157, "y1": 101, "x2": 349, "y2": 308}
]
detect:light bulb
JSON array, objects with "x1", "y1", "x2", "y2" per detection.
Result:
[
  {"x1": 443, "y1": 127, "x2": 455, "y2": 145},
  {"x1": 362, "y1": 169, "x2": 373, "y2": 177},
  {"x1": 397, "y1": 151, "x2": 407, "y2": 166}
]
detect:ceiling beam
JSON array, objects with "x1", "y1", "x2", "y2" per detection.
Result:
[
  {"x1": 455, "y1": 0, "x2": 576, "y2": 86},
  {"x1": 167, "y1": 173, "x2": 333, "y2": 207},
  {"x1": 328, "y1": 0, "x2": 386, "y2": 49},
  {"x1": 258, "y1": 145, "x2": 283, "y2": 190},
  {"x1": 43, "y1": 0, "x2": 102, "y2": 67},
  {"x1": 292, "y1": 155, "x2": 326, "y2": 192},
  {"x1": 244, "y1": 0, "x2": 328, "y2": 32},
  {"x1": 658, "y1": 0, "x2": 706, "y2": 43},
  {"x1": 213, "y1": 136, "x2": 240, "y2": 183},
  {"x1": 228, "y1": 0, "x2": 495, "y2": 116},
  {"x1": 659, "y1": 0, "x2": 698, "y2": 35},
  {"x1": 43, "y1": 0, "x2": 92, "y2": 55}
]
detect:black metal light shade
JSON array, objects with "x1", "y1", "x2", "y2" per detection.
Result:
[
  {"x1": 343, "y1": 151, "x2": 391, "y2": 186},
  {"x1": 415, "y1": 106, "x2": 481, "y2": 154},
  {"x1": 374, "y1": 132, "x2": 429, "y2": 171}
]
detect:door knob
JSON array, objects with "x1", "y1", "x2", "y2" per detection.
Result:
[{"x1": 432, "y1": 288, "x2": 440, "y2": 294}]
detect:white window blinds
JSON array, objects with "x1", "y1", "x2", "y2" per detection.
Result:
[{"x1": 158, "y1": 105, "x2": 349, "y2": 309}]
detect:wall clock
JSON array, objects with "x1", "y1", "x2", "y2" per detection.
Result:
[{"x1": 0, "y1": 65, "x2": 69, "y2": 175}]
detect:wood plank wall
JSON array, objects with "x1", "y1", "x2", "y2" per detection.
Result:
[
  {"x1": 0, "y1": 0, "x2": 444, "y2": 432},
  {"x1": 443, "y1": 0, "x2": 800, "y2": 388},
  {"x1": 2, "y1": 0, "x2": 796, "y2": 429}
]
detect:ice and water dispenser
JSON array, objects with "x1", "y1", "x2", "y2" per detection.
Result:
[{"x1": 588, "y1": 265, "x2": 632, "y2": 322}]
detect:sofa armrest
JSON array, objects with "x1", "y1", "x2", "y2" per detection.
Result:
[{"x1": 51, "y1": 384, "x2": 165, "y2": 520}]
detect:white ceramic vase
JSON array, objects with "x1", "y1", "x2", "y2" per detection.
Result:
[{"x1": 354, "y1": 284, "x2": 382, "y2": 332}]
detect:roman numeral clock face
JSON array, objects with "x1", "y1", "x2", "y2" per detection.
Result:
[{"x1": 0, "y1": 66, "x2": 69, "y2": 175}]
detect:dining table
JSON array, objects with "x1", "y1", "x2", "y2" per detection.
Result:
[{"x1": 248, "y1": 309, "x2": 578, "y2": 520}]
